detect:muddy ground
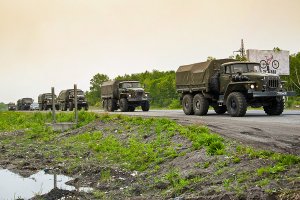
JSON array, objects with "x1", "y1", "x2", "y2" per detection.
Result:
[{"x1": 0, "y1": 114, "x2": 300, "y2": 200}]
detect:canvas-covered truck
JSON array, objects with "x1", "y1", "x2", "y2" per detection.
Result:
[
  {"x1": 57, "y1": 89, "x2": 89, "y2": 111},
  {"x1": 38, "y1": 93, "x2": 59, "y2": 110},
  {"x1": 101, "y1": 80, "x2": 150, "y2": 112},
  {"x1": 176, "y1": 59, "x2": 295, "y2": 117},
  {"x1": 17, "y1": 98, "x2": 34, "y2": 110}
]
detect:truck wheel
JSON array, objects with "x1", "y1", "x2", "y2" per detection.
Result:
[
  {"x1": 85, "y1": 105, "x2": 89, "y2": 111},
  {"x1": 39, "y1": 104, "x2": 43, "y2": 111},
  {"x1": 103, "y1": 99, "x2": 108, "y2": 111},
  {"x1": 182, "y1": 94, "x2": 194, "y2": 115},
  {"x1": 226, "y1": 92, "x2": 247, "y2": 117},
  {"x1": 141, "y1": 101, "x2": 150, "y2": 111},
  {"x1": 263, "y1": 97, "x2": 284, "y2": 115},
  {"x1": 193, "y1": 94, "x2": 209, "y2": 115},
  {"x1": 213, "y1": 105, "x2": 227, "y2": 114},
  {"x1": 44, "y1": 104, "x2": 48, "y2": 111},
  {"x1": 108, "y1": 99, "x2": 114, "y2": 112},
  {"x1": 129, "y1": 106, "x2": 136, "y2": 112},
  {"x1": 69, "y1": 102, "x2": 74, "y2": 111},
  {"x1": 120, "y1": 98, "x2": 128, "y2": 112}
]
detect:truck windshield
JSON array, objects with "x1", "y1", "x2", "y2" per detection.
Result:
[
  {"x1": 122, "y1": 82, "x2": 141, "y2": 88},
  {"x1": 231, "y1": 64, "x2": 261, "y2": 73}
]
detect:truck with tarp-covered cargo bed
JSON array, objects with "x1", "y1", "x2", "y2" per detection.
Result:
[
  {"x1": 38, "y1": 93, "x2": 59, "y2": 110},
  {"x1": 176, "y1": 59, "x2": 295, "y2": 117},
  {"x1": 17, "y1": 98, "x2": 34, "y2": 110},
  {"x1": 57, "y1": 89, "x2": 89, "y2": 111}
]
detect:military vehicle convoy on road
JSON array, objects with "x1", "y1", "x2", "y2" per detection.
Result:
[
  {"x1": 17, "y1": 98, "x2": 34, "y2": 110},
  {"x1": 176, "y1": 59, "x2": 295, "y2": 117},
  {"x1": 38, "y1": 93, "x2": 59, "y2": 110},
  {"x1": 7, "y1": 103, "x2": 16, "y2": 111},
  {"x1": 57, "y1": 89, "x2": 89, "y2": 111},
  {"x1": 101, "y1": 80, "x2": 150, "y2": 112}
]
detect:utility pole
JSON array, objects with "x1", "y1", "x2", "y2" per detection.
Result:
[{"x1": 233, "y1": 39, "x2": 246, "y2": 59}]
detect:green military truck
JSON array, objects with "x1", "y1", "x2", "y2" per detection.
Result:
[
  {"x1": 176, "y1": 59, "x2": 295, "y2": 117},
  {"x1": 38, "y1": 93, "x2": 59, "y2": 110},
  {"x1": 7, "y1": 102, "x2": 16, "y2": 111},
  {"x1": 17, "y1": 98, "x2": 34, "y2": 110},
  {"x1": 101, "y1": 80, "x2": 150, "y2": 112},
  {"x1": 57, "y1": 89, "x2": 89, "y2": 111}
]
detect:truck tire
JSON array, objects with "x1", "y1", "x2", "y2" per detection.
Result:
[
  {"x1": 182, "y1": 94, "x2": 194, "y2": 115},
  {"x1": 128, "y1": 106, "x2": 136, "y2": 112},
  {"x1": 119, "y1": 98, "x2": 128, "y2": 112},
  {"x1": 263, "y1": 97, "x2": 284, "y2": 115},
  {"x1": 69, "y1": 102, "x2": 74, "y2": 111},
  {"x1": 141, "y1": 101, "x2": 150, "y2": 111},
  {"x1": 39, "y1": 104, "x2": 43, "y2": 111},
  {"x1": 226, "y1": 92, "x2": 247, "y2": 117},
  {"x1": 107, "y1": 99, "x2": 114, "y2": 112},
  {"x1": 210, "y1": 72, "x2": 220, "y2": 94},
  {"x1": 213, "y1": 105, "x2": 227, "y2": 114},
  {"x1": 193, "y1": 94, "x2": 209, "y2": 115},
  {"x1": 103, "y1": 99, "x2": 108, "y2": 111},
  {"x1": 85, "y1": 105, "x2": 89, "y2": 111}
]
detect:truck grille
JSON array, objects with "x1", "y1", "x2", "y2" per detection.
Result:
[
  {"x1": 136, "y1": 91, "x2": 144, "y2": 97},
  {"x1": 268, "y1": 77, "x2": 279, "y2": 88}
]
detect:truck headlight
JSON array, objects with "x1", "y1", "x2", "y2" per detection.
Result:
[
  {"x1": 145, "y1": 94, "x2": 148, "y2": 97},
  {"x1": 128, "y1": 94, "x2": 131, "y2": 98},
  {"x1": 250, "y1": 84, "x2": 255, "y2": 89}
]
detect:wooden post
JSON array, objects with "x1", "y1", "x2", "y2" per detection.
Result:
[
  {"x1": 74, "y1": 84, "x2": 78, "y2": 124},
  {"x1": 51, "y1": 87, "x2": 56, "y2": 123},
  {"x1": 54, "y1": 173, "x2": 57, "y2": 188}
]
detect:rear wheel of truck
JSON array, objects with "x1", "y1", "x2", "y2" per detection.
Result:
[
  {"x1": 120, "y1": 98, "x2": 128, "y2": 112},
  {"x1": 103, "y1": 99, "x2": 108, "y2": 111},
  {"x1": 108, "y1": 99, "x2": 114, "y2": 112},
  {"x1": 193, "y1": 94, "x2": 209, "y2": 115},
  {"x1": 141, "y1": 101, "x2": 150, "y2": 111},
  {"x1": 226, "y1": 92, "x2": 247, "y2": 117},
  {"x1": 128, "y1": 106, "x2": 136, "y2": 112},
  {"x1": 69, "y1": 102, "x2": 74, "y2": 111},
  {"x1": 263, "y1": 97, "x2": 284, "y2": 115},
  {"x1": 182, "y1": 94, "x2": 194, "y2": 115},
  {"x1": 213, "y1": 105, "x2": 227, "y2": 114}
]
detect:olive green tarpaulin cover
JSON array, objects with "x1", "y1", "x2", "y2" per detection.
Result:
[{"x1": 176, "y1": 59, "x2": 235, "y2": 92}]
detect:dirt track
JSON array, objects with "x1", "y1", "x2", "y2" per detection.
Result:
[{"x1": 94, "y1": 109, "x2": 300, "y2": 155}]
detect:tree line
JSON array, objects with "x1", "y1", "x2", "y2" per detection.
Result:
[{"x1": 86, "y1": 52, "x2": 300, "y2": 108}]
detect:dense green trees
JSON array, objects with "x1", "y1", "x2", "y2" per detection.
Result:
[
  {"x1": 282, "y1": 53, "x2": 300, "y2": 95},
  {"x1": 0, "y1": 103, "x2": 7, "y2": 111},
  {"x1": 85, "y1": 73, "x2": 109, "y2": 106}
]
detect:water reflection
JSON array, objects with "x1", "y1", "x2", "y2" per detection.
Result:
[{"x1": 0, "y1": 168, "x2": 92, "y2": 199}]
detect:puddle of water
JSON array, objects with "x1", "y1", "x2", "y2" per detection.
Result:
[{"x1": 0, "y1": 168, "x2": 93, "y2": 199}]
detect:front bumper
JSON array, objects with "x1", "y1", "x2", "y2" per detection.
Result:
[
  {"x1": 248, "y1": 90, "x2": 296, "y2": 97},
  {"x1": 128, "y1": 98, "x2": 149, "y2": 102}
]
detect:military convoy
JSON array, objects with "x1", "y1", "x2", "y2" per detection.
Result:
[
  {"x1": 101, "y1": 80, "x2": 150, "y2": 112},
  {"x1": 16, "y1": 98, "x2": 34, "y2": 110},
  {"x1": 38, "y1": 93, "x2": 59, "y2": 110},
  {"x1": 57, "y1": 89, "x2": 89, "y2": 111},
  {"x1": 176, "y1": 59, "x2": 295, "y2": 117}
]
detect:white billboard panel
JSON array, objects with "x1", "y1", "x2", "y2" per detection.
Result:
[{"x1": 247, "y1": 49, "x2": 290, "y2": 75}]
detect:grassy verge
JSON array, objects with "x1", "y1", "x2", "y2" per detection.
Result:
[{"x1": 0, "y1": 111, "x2": 299, "y2": 199}]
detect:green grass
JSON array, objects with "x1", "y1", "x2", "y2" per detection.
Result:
[{"x1": 1, "y1": 112, "x2": 300, "y2": 198}]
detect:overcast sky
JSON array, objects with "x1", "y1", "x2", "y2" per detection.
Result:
[{"x1": 1, "y1": 0, "x2": 300, "y2": 103}]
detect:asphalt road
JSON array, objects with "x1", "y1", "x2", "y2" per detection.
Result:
[{"x1": 94, "y1": 109, "x2": 300, "y2": 155}]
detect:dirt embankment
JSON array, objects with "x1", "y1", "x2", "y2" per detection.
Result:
[{"x1": 0, "y1": 113, "x2": 299, "y2": 200}]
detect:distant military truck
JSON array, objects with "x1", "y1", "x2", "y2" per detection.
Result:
[
  {"x1": 17, "y1": 98, "x2": 34, "y2": 110},
  {"x1": 38, "y1": 93, "x2": 59, "y2": 110},
  {"x1": 101, "y1": 80, "x2": 150, "y2": 112},
  {"x1": 57, "y1": 89, "x2": 89, "y2": 111},
  {"x1": 7, "y1": 103, "x2": 16, "y2": 111},
  {"x1": 176, "y1": 59, "x2": 295, "y2": 117}
]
